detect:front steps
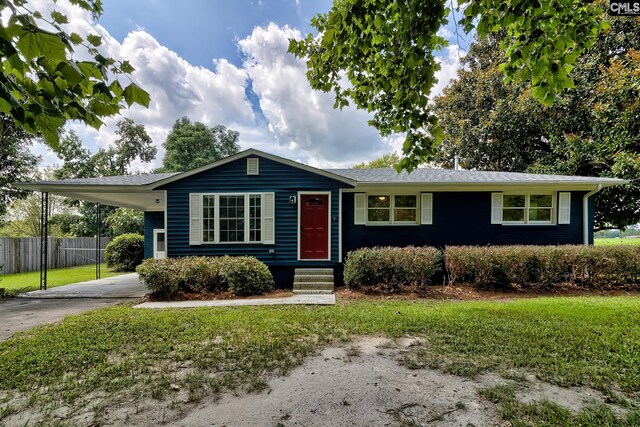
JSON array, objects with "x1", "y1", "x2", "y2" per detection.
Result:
[{"x1": 293, "y1": 268, "x2": 334, "y2": 294}]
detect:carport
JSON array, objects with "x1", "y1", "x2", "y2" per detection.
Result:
[{"x1": 14, "y1": 174, "x2": 175, "y2": 290}]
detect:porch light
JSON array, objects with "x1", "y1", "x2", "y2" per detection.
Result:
[{"x1": 378, "y1": 196, "x2": 386, "y2": 201}]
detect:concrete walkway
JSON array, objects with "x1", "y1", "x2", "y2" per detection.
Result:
[
  {"x1": 1, "y1": 274, "x2": 147, "y2": 341},
  {"x1": 19, "y1": 273, "x2": 147, "y2": 299},
  {"x1": 135, "y1": 293, "x2": 335, "y2": 309}
]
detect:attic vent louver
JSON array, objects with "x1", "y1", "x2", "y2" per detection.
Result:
[{"x1": 247, "y1": 158, "x2": 259, "y2": 175}]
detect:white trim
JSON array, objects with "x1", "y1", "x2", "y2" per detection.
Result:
[
  {"x1": 354, "y1": 193, "x2": 366, "y2": 225},
  {"x1": 189, "y1": 193, "x2": 202, "y2": 245},
  {"x1": 499, "y1": 192, "x2": 556, "y2": 225},
  {"x1": 338, "y1": 188, "x2": 343, "y2": 262},
  {"x1": 198, "y1": 192, "x2": 268, "y2": 244},
  {"x1": 297, "y1": 191, "x2": 332, "y2": 262},
  {"x1": 361, "y1": 193, "x2": 420, "y2": 225},
  {"x1": 153, "y1": 229, "x2": 166, "y2": 260}
]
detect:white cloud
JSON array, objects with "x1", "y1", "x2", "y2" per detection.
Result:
[
  {"x1": 238, "y1": 23, "x2": 390, "y2": 167},
  {"x1": 29, "y1": 2, "x2": 455, "y2": 172}
]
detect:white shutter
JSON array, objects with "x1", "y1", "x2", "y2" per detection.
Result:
[
  {"x1": 262, "y1": 192, "x2": 275, "y2": 244},
  {"x1": 420, "y1": 193, "x2": 433, "y2": 224},
  {"x1": 247, "y1": 158, "x2": 259, "y2": 175},
  {"x1": 491, "y1": 193, "x2": 503, "y2": 224},
  {"x1": 189, "y1": 193, "x2": 202, "y2": 245},
  {"x1": 558, "y1": 192, "x2": 571, "y2": 224},
  {"x1": 354, "y1": 193, "x2": 366, "y2": 224}
]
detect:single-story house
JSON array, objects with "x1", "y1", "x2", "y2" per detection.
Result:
[{"x1": 16, "y1": 148, "x2": 627, "y2": 289}]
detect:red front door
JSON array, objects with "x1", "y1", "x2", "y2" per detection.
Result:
[{"x1": 300, "y1": 194, "x2": 329, "y2": 260}]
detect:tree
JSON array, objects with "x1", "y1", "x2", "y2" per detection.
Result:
[
  {"x1": 433, "y1": 17, "x2": 640, "y2": 230},
  {"x1": 0, "y1": 114, "x2": 40, "y2": 222},
  {"x1": 52, "y1": 119, "x2": 156, "y2": 236},
  {"x1": 53, "y1": 118, "x2": 156, "y2": 180},
  {"x1": 160, "y1": 117, "x2": 240, "y2": 172},
  {"x1": 0, "y1": 0, "x2": 149, "y2": 147},
  {"x1": 353, "y1": 152, "x2": 401, "y2": 169},
  {"x1": 104, "y1": 208, "x2": 143, "y2": 236},
  {"x1": 289, "y1": 0, "x2": 609, "y2": 170}
]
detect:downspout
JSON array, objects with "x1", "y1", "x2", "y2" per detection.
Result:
[{"x1": 582, "y1": 184, "x2": 602, "y2": 246}]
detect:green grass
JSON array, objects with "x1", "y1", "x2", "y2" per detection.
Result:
[
  {"x1": 0, "y1": 263, "x2": 124, "y2": 293},
  {"x1": 594, "y1": 238, "x2": 640, "y2": 246},
  {"x1": 480, "y1": 384, "x2": 640, "y2": 426},
  {"x1": 0, "y1": 296, "x2": 639, "y2": 422}
]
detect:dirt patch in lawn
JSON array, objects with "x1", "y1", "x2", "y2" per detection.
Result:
[
  {"x1": 336, "y1": 285, "x2": 640, "y2": 301},
  {"x1": 5, "y1": 336, "x2": 629, "y2": 427}
]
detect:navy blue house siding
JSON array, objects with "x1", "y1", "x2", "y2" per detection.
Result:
[
  {"x1": 341, "y1": 191, "x2": 591, "y2": 257},
  {"x1": 143, "y1": 211, "x2": 164, "y2": 259},
  {"x1": 158, "y1": 155, "x2": 351, "y2": 286}
]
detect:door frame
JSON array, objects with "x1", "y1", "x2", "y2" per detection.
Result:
[
  {"x1": 297, "y1": 191, "x2": 331, "y2": 261},
  {"x1": 153, "y1": 228, "x2": 166, "y2": 260}
]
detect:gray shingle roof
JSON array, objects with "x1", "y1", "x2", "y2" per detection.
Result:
[
  {"x1": 23, "y1": 173, "x2": 179, "y2": 186},
  {"x1": 328, "y1": 168, "x2": 626, "y2": 184}
]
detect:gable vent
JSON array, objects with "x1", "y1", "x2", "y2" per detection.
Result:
[{"x1": 247, "y1": 158, "x2": 259, "y2": 175}]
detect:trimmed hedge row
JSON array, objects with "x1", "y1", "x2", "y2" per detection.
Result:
[
  {"x1": 344, "y1": 245, "x2": 640, "y2": 293},
  {"x1": 344, "y1": 246, "x2": 442, "y2": 293},
  {"x1": 136, "y1": 255, "x2": 274, "y2": 297},
  {"x1": 446, "y1": 245, "x2": 640, "y2": 289}
]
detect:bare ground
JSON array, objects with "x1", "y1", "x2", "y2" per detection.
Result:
[{"x1": 3, "y1": 336, "x2": 628, "y2": 427}]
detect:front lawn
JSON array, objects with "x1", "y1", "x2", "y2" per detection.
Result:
[
  {"x1": 1, "y1": 296, "x2": 639, "y2": 423},
  {"x1": 0, "y1": 263, "x2": 125, "y2": 293},
  {"x1": 595, "y1": 237, "x2": 640, "y2": 246}
]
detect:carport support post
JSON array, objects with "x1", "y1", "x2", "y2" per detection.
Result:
[
  {"x1": 95, "y1": 203, "x2": 101, "y2": 280},
  {"x1": 39, "y1": 191, "x2": 49, "y2": 290}
]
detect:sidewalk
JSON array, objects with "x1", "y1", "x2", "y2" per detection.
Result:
[{"x1": 135, "y1": 293, "x2": 336, "y2": 309}]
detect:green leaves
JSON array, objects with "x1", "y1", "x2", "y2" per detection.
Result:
[
  {"x1": 0, "y1": 0, "x2": 151, "y2": 148},
  {"x1": 293, "y1": 0, "x2": 610, "y2": 169},
  {"x1": 123, "y1": 83, "x2": 150, "y2": 108}
]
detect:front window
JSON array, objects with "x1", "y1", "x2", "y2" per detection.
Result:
[
  {"x1": 367, "y1": 194, "x2": 417, "y2": 224},
  {"x1": 502, "y1": 194, "x2": 553, "y2": 224},
  {"x1": 202, "y1": 193, "x2": 263, "y2": 243}
]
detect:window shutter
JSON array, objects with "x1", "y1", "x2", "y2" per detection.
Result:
[
  {"x1": 354, "y1": 193, "x2": 366, "y2": 224},
  {"x1": 491, "y1": 193, "x2": 503, "y2": 224},
  {"x1": 189, "y1": 193, "x2": 202, "y2": 245},
  {"x1": 558, "y1": 192, "x2": 571, "y2": 224},
  {"x1": 262, "y1": 192, "x2": 275, "y2": 244},
  {"x1": 247, "y1": 158, "x2": 259, "y2": 175},
  {"x1": 420, "y1": 193, "x2": 433, "y2": 224}
]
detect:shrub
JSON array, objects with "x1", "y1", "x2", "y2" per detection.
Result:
[
  {"x1": 445, "y1": 245, "x2": 640, "y2": 289},
  {"x1": 344, "y1": 246, "x2": 442, "y2": 293},
  {"x1": 104, "y1": 233, "x2": 144, "y2": 272},
  {"x1": 136, "y1": 255, "x2": 274, "y2": 298},
  {"x1": 219, "y1": 256, "x2": 275, "y2": 296}
]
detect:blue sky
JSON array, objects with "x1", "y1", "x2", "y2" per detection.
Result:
[{"x1": 34, "y1": 0, "x2": 465, "y2": 170}]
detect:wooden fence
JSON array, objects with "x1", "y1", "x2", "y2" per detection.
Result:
[{"x1": 0, "y1": 237, "x2": 112, "y2": 275}]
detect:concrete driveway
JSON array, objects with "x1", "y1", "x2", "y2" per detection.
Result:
[{"x1": 1, "y1": 273, "x2": 146, "y2": 341}]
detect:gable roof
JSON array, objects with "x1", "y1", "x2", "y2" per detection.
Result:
[
  {"x1": 149, "y1": 149, "x2": 357, "y2": 187},
  {"x1": 329, "y1": 168, "x2": 627, "y2": 186}
]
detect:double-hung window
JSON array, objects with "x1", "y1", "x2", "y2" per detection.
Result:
[
  {"x1": 500, "y1": 193, "x2": 554, "y2": 224},
  {"x1": 193, "y1": 193, "x2": 273, "y2": 244},
  {"x1": 366, "y1": 194, "x2": 418, "y2": 224}
]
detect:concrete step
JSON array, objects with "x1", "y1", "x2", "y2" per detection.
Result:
[
  {"x1": 292, "y1": 289, "x2": 334, "y2": 295},
  {"x1": 294, "y1": 268, "x2": 334, "y2": 276},
  {"x1": 293, "y1": 274, "x2": 334, "y2": 283},
  {"x1": 293, "y1": 282, "x2": 334, "y2": 291}
]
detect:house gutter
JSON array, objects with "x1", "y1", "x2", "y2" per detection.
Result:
[{"x1": 583, "y1": 184, "x2": 602, "y2": 245}]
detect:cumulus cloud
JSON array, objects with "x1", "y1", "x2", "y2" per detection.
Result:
[
  {"x1": 29, "y1": 1, "x2": 460, "y2": 171},
  {"x1": 238, "y1": 23, "x2": 391, "y2": 167}
]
